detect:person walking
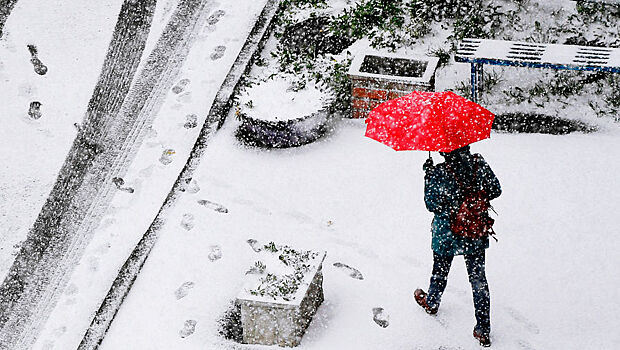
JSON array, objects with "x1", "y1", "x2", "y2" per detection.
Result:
[{"x1": 414, "y1": 145, "x2": 501, "y2": 347}]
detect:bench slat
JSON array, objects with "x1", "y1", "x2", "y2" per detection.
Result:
[{"x1": 456, "y1": 38, "x2": 620, "y2": 73}]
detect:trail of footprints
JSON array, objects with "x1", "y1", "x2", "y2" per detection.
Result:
[
  {"x1": 39, "y1": 6, "x2": 239, "y2": 345},
  {"x1": 332, "y1": 262, "x2": 363, "y2": 280},
  {"x1": 332, "y1": 262, "x2": 391, "y2": 328}
]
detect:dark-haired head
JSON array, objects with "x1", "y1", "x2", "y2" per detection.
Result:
[{"x1": 439, "y1": 145, "x2": 471, "y2": 162}]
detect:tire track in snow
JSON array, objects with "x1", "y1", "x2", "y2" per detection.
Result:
[
  {"x1": 0, "y1": 0, "x2": 157, "y2": 348},
  {"x1": 25, "y1": 0, "x2": 221, "y2": 348},
  {"x1": 0, "y1": 0, "x2": 18, "y2": 38}
]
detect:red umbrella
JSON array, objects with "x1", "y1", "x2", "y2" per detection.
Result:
[{"x1": 365, "y1": 91, "x2": 495, "y2": 152}]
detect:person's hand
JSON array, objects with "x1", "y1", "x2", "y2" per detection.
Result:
[{"x1": 423, "y1": 157, "x2": 434, "y2": 172}]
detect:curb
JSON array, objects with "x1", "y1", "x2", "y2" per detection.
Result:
[{"x1": 0, "y1": 0, "x2": 19, "y2": 38}]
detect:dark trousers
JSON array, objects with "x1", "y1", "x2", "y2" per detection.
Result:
[{"x1": 426, "y1": 250, "x2": 491, "y2": 334}]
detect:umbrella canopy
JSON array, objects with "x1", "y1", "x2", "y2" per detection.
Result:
[{"x1": 365, "y1": 91, "x2": 495, "y2": 152}]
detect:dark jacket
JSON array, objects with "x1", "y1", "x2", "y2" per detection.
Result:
[{"x1": 424, "y1": 153, "x2": 502, "y2": 256}]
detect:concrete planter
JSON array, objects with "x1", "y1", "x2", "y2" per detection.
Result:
[
  {"x1": 348, "y1": 51, "x2": 439, "y2": 118},
  {"x1": 237, "y1": 249, "x2": 326, "y2": 347},
  {"x1": 236, "y1": 107, "x2": 331, "y2": 148}
]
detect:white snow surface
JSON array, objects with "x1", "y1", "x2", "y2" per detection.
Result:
[
  {"x1": 100, "y1": 116, "x2": 620, "y2": 350},
  {"x1": 238, "y1": 76, "x2": 325, "y2": 122},
  {"x1": 1, "y1": 0, "x2": 620, "y2": 349}
]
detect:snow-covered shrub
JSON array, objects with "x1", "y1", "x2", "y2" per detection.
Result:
[
  {"x1": 407, "y1": 0, "x2": 506, "y2": 45},
  {"x1": 263, "y1": 0, "x2": 620, "y2": 121},
  {"x1": 241, "y1": 241, "x2": 324, "y2": 302},
  {"x1": 329, "y1": 0, "x2": 407, "y2": 50}
]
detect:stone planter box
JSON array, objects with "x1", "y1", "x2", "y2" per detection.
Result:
[
  {"x1": 236, "y1": 107, "x2": 331, "y2": 148},
  {"x1": 348, "y1": 51, "x2": 439, "y2": 118},
  {"x1": 237, "y1": 250, "x2": 326, "y2": 347}
]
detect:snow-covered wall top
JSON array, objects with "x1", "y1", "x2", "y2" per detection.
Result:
[
  {"x1": 348, "y1": 51, "x2": 439, "y2": 84},
  {"x1": 238, "y1": 242, "x2": 326, "y2": 307}
]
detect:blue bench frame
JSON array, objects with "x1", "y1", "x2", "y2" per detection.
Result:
[{"x1": 456, "y1": 39, "x2": 620, "y2": 103}]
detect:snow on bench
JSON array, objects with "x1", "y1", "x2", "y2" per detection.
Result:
[
  {"x1": 573, "y1": 0, "x2": 620, "y2": 4},
  {"x1": 455, "y1": 38, "x2": 620, "y2": 102}
]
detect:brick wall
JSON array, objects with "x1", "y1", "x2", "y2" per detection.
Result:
[{"x1": 350, "y1": 75, "x2": 435, "y2": 119}]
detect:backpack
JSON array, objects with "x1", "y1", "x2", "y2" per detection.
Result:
[{"x1": 447, "y1": 155, "x2": 497, "y2": 241}]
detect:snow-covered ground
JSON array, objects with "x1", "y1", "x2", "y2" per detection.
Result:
[
  {"x1": 100, "y1": 116, "x2": 620, "y2": 349},
  {"x1": 2, "y1": 0, "x2": 272, "y2": 348},
  {"x1": 0, "y1": 0, "x2": 123, "y2": 281},
  {"x1": 2, "y1": 0, "x2": 620, "y2": 349}
]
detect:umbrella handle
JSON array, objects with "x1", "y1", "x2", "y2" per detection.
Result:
[{"x1": 423, "y1": 152, "x2": 434, "y2": 172}]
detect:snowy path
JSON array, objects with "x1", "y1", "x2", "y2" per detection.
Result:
[
  {"x1": 27, "y1": 1, "x2": 273, "y2": 349},
  {"x1": 1, "y1": 0, "x2": 229, "y2": 346},
  {"x1": 0, "y1": 1, "x2": 160, "y2": 345},
  {"x1": 101, "y1": 118, "x2": 620, "y2": 349}
]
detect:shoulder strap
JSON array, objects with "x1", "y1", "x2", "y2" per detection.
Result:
[{"x1": 446, "y1": 155, "x2": 480, "y2": 191}]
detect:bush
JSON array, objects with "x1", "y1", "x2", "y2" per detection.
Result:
[
  {"x1": 267, "y1": 0, "x2": 620, "y2": 120},
  {"x1": 330, "y1": 0, "x2": 406, "y2": 50}
]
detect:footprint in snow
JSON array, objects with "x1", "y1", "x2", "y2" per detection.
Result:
[
  {"x1": 28, "y1": 101, "x2": 42, "y2": 120},
  {"x1": 372, "y1": 307, "x2": 389, "y2": 328},
  {"x1": 207, "y1": 9, "x2": 225, "y2": 25},
  {"x1": 99, "y1": 217, "x2": 116, "y2": 232},
  {"x1": 27, "y1": 44, "x2": 48, "y2": 75},
  {"x1": 246, "y1": 239, "x2": 262, "y2": 253},
  {"x1": 333, "y1": 262, "x2": 364, "y2": 280},
  {"x1": 175, "y1": 281, "x2": 195, "y2": 300},
  {"x1": 181, "y1": 178, "x2": 200, "y2": 193},
  {"x1": 285, "y1": 211, "x2": 314, "y2": 225},
  {"x1": 179, "y1": 319, "x2": 197, "y2": 338},
  {"x1": 65, "y1": 283, "x2": 78, "y2": 296},
  {"x1": 184, "y1": 114, "x2": 198, "y2": 129},
  {"x1": 160, "y1": 149, "x2": 175, "y2": 165},
  {"x1": 172, "y1": 78, "x2": 190, "y2": 94},
  {"x1": 54, "y1": 326, "x2": 67, "y2": 337},
  {"x1": 208, "y1": 245, "x2": 222, "y2": 262},
  {"x1": 210, "y1": 45, "x2": 226, "y2": 60},
  {"x1": 181, "y1": 213, "x2": 195, "y2": 231},
  {"x1": 517, "y1": 339, "x2": 537, "y2": 350},
  {"x1": 88, "y1": 256, "x2": 100, "y2": 272},
  {"x1": 138, "y1": 165, "x2": 154, "y2": 178},
  {"x1": 145, "y1": 127, "x2": 158, "y2": 139},
  {"x1": 94, "y1": 242, "x2": 111, "y2": 255},
  {"x1": 232, "y1": 198, "x2": 270, "y2": 215},
  {"x1": 112, "y1": 177, "x2": 134, "y2": 193},
  {"x1": 197, "y1": 199, "x2": 228, "y2": 213}
]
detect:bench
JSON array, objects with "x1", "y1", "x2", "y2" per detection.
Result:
[
  {"x1": 574, "y1": 0, "x2": 620, "y2": 3},
  {"x1": 455, "y1": 38, "x2": 620, "y2": 102}
]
